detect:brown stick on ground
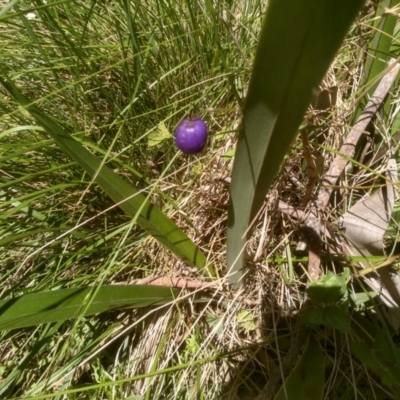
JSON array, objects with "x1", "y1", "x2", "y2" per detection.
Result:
[
  {"x1": 134, "y1": 276, "x2": 219, "y2": 290},
  {"x1": 305, "y1": 60, "x2": 400, "y2": 280}
]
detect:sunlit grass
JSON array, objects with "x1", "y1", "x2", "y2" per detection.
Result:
[
  {"x1": 0, "y1": 1, "x2": 263, "y2": 398},
  {"x1": 1, "y1": 0, "x2": 400, "y2": 399}
]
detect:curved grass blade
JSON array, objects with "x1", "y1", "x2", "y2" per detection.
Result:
[
  {"x1": 0, "y1": 285, "x2": 178, "y2": 331},
  {"x1": 227, "y1": 0, "x2": 365, "y2": 286},
  {"x1": 0, "y1": 77, "x2": 214, "y2": 277}
]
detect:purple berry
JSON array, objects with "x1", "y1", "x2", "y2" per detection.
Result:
[{"x1": 175, "y1": 117, "x2": 208, "y2": 154}]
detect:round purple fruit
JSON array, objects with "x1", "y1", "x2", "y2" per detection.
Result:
[{"x1": 175, "y1": 117, "x2": 208, "y2": 154}]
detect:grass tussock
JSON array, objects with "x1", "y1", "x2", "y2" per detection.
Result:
[{"x1": 1, "y1": 1, "x2": 400, "y2": 399}]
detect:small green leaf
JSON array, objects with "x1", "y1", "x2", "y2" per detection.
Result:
[
  {"x1": 302, "y1": 307, "x2": 324, "y2": 328},
  {"x1": 323, "y1": 306, "x2": 350, "y2": 332},
  {"x1": 192, "y1": 162, "x2": 204, "y2": 175},
  {"x1": 185, "y1": 335, "x2": 200, "y2": 355},
  {"x1": 237, "y1": 309, "x2": 256, "y2": 331},
  {"x1": 350, "y1": 291, "x2": 377, "y2": 306},
  {"x1": 0, "y1": 285, "x2": 178, "y2": 331},
  {"x1": 306, "y1": 269, "x2": 349, "y2": 304},
  {"x1": 147, "y1": 122, "x2": 171, "y2": 148},
  {"x1": 274, "y1": 334, "x2": 324, "y2": 400},
  {"x1": 302, "y1": 305, "x2": 349, "y2": 332},
  {"x1": 206, "y1": 314, "x2": 224, "y2": 335},
  {"x1": 222, "y1": 147, "x2": 236, "y2": 161}
]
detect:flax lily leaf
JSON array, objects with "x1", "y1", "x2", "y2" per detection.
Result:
[
  {"x1": 0, "y1": 77, "x2": 214, "y2": 277},
  {"x1": 0, "y1": 285, "x2": 178, "y2": 331},
  {"x1": 227, "y1": 0, "x2": 365, "y2": 286}
]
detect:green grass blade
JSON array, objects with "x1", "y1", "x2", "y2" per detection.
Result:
[
  {"x1": 0, "y1": 77, "x2": 213, "y2": 276},
  {"x1": 354, "y1": 0, "x2": 400, "y2": 121},
  {"x1": 227, "y1": 0, "x2": 364, "y2": 286},
  {"x1": 352, "y1": 329, "x2": 400, "y2": 393},
  {"x1": 274, "y1": 333, "x2": 324, "y2": 400},
  {"x1": 362, "y1": 0, "x2": 399, "y2": 93},
  {"x1": 0, "y1": 285, "x2": 178, "y2": 331}
]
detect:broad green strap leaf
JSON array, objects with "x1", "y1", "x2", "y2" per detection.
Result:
[
  {"x1": 0, "y1": 78, "x2": 214, "y2": 277},
  {"x1": 227, "y1": 0, "x2": 365, "y2": 286},
  {"x1": 0, "y1": 285, "x2": 178, "y2": 331},
  {"x1": 274, "y1": 333, "x2": 324, "y2": 400}
]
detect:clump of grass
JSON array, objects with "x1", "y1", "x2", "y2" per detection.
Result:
[
  {"x1": 0, "y1": 1, "x2": 265, "y2": 398},
  {"x1": 1, "y1": 1, "x2": 400, "y2": 399}
]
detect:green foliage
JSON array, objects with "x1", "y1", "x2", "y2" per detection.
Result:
[
  {"x1": 352, "y1": 329, "x2": 400, "y2": 393},
  {"x1": 147, "y1": 122, "x2": 172, "y2": 148},
  {"x1": 2, "y1": 0, "x2": 400, "y2": 398},
  {"x1": 350, "y1": 290, "x2": 377, "y2": 306},
  {"x1": 237, "y1": 309, "x2": 256, "y2": 331},
  {"x1": 307, "y1": 269, "x2": 350, "y2": 304},
  {"x1": 227, "y1": 0, "x2": 365, "y2": 286},
  {"x1": 356, "y1": 0, "x2": 400, "y2": 112},
  {"x1": 205, "y1": 314, "x2": 224, "y2": 335},
  {"x1": 0, "y1": 285, "x2": 178, "y2": 331},
  {"x1": 301, "y1": 305, "x2": 350, "y2": 332},
  {"x1": 274, "y1": 334, "x2": 324, "y2": 400},
  {"x1": 354, "y1": 0, "x2": 400, "y2": 151},
  {"x1": 0, "y1": 0, "x2": 252, "y2": 396},
  {"x1": 302, "y1": 269, "x2": 351, "y2": 331},
  {"x1": 0, "y1": 77, "x2": 214, "y2": 276}
]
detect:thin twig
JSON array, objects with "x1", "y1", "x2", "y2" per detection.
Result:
[
  {"x1": 134, "y1": 276, "x2": 219, "y2": 290},
  {"x1": 277, "y1": 200, "x2": 305, "y2": 220}
]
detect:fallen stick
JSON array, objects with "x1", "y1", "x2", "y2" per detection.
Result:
[{"x1": 134, "y1": 276, "x2": 219, "y2": 290}]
